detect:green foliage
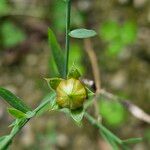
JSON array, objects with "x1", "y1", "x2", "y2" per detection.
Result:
[
  {"x1": 48, "y1": 28, "x2": 65, "y2": 78},
  {"x1": 0, "y1": 87, "x2": 30, "y2": 113},
  {"x1": 69, "y1": 43, "x2": 85, "y2": 74},
  {"x1": 69, "y1": 28, "x2": 97, "y2": 38},
  {"x1": 100, "y1": 20, "x2": 137, "y2": 56},
  {"x1": 101, "y1": 21, "x2": 119, "y2": 41},
  {"x1": 48, "y1": 53, "x2": 60, "y2": 77},
  {"x1": 52, "y1": 0, "x2": 84, "y2": 33},
  {"x1": 99, "y1": 100, "x2": 125, "y2": 126},
  {"x1": 1, "y1": 21, "x2": 26, "y2": 48},
  {"x1": 120, "y1": 22, "x2": 137, "y2": 44},
  {"x1": 70, "y1": 107, "x2": 84, "y2": 124},
  {"x1": 51, "y1": 0, "x2": 66, "y2": 32},
  {"x1": 0, "y1": 0, "x2": 10, "y2": 15}
]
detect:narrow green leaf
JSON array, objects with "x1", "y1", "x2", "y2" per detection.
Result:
[
  {"x1": 44, "y1": 78, "x2": 63, "y2": 90},
  {"x1": 7, "y1": 108, "x2": 27, "y2": 119},
  {"x1": 71, "y1": 107, "x2": 84, "y2": 123},
  {"x1": 0, "y1": 87, "x2": 30, "y2": 113},
  {"x1": 69, "y1": 28, "x2": 97, "y2": 38},
  {"x1": 122, "y1": 138, "x2": 143, "y2": 144},
  {"x1": 67, "y1": 66, "x2": 81, "y2": 79},
  {"x1": 48, "y1": 28, "x2": 65, "y2": 77}
]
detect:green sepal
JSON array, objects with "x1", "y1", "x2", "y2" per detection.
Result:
[
  {"x1": 67, "y1": 66, "x2": 81, "y2": 79},
  {"x1": 59, "y1": 107, "x2": 70, "y2": 114},
  {"x1": 44, "y1": 78, "x2": 63, "y2": 90},
  {"x1": 70, "y1": 107, "x2": 84, "y2": 124},
  {"x1": 58, "y1": 107, "x2": 84, "y2": 125},
  {"x1": 7, "y1": 108, "x2": 27, "y2": 119},
  {"x1": 85, "y1": 87, "x2": 95, "y2": 98}
]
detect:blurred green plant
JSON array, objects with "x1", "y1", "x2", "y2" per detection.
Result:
[
  {"x1": 69, "y1": 43, "x2": 85, "y2": 74},
  {"x1": 99, "y1": 99, "x2": 126, "y2": 126},
  {"x1": 0, "y1": 21, "x2": 26, "y2": 48},
  {"x1": 0, "y1": 0, "x2": 10, "y2": 15},
  {"x1": 52, "y1": 0, "x2": 84, "y2": 33},
  {"x1": 99, "y1": 20, "x2": 137, "y2": 56}
]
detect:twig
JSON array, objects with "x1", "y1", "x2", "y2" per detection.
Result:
[
  {"x1": 84, "y1": 39, "x2": 102, "y2": 122},
  {"x1": 84, "y1": 39, "x2": 101, "y2": 92},
  {"x1": 83, "y1": 39, "x2": 150, "y2": 124},
  {"x1": 84, "y1": 112, "x2": 122, "y2": 144}
]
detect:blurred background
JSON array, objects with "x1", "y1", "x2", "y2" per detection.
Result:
[{"x1": 0, "y1": 0, "x2": 150, "y2": 149}]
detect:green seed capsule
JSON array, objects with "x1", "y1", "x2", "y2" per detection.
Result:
[{"x1": 56, "y1": 78, "x2": 87, "y2": 110}]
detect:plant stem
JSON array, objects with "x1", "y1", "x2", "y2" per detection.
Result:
[
  {"x1": 65, "y1": 0, "x2": 72, "y2": 77},
  {"x1": 0, "y1": 94, "x2": 55, "y2": 150},
  {"x1": 84, "y1": 112, "x2": 122, "y2": 144}
]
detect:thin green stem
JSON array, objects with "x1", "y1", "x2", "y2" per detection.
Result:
[
  {"x1": 84, "y1": 112, "x2": 122, "y2": 144},
  {"x1": 65, "y1": 0, "x2": 72, "y2": 77}
]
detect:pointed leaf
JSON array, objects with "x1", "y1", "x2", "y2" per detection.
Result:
[
  {"x1": 48, "y1": 28, "x2": 65, "y2": 77},
  {"x1": 67, "y1": 66, "x2": 81, "y2": 79},
  {"x1": 71, "y1": 107, "x2": 84, "y2": 123},
  {"x1": 0, "y1": 87, "x2": 30, "y2": 113},
  {"x1": 45, "y1": 78, "x2": 63, "y2": 90},
  {"x1": 7, "y1": 108, "x2": 27, "y2": 119},
  {"x1": 122, "y1": 138, "x2": 143, "y2": 144},
  {"x1": 69, "y1": 28, "x2": 97, "y2": 39}
]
